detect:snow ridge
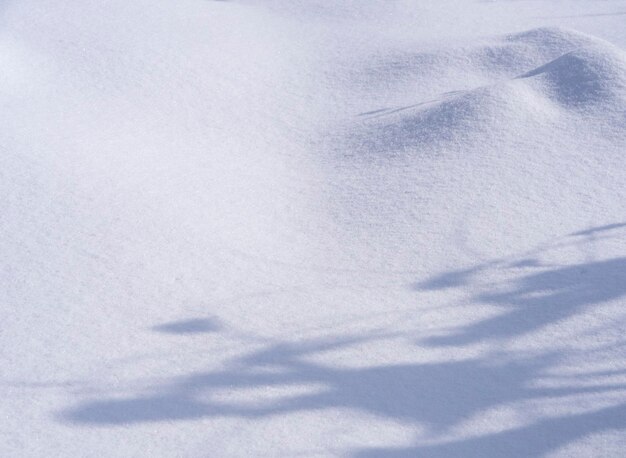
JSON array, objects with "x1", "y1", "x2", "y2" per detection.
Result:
[{"x1": 351, "y1": 28, "x2": 626, "y2": 155}]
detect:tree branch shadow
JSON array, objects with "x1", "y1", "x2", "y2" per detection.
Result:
[{"x1": 55, "y1": 222, "x2": 626, "y2": 456}]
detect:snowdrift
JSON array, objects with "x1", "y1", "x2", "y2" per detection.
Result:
[
  {"x1": 352, "y1": 28, "x2": 626, "y2": 155},
  {"x1": 1, "y1": 0, "x2": 625, "y2": 455}
]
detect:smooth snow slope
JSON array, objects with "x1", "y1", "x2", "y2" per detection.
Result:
[{"x1": 1, "y1": 1, "x2": 626, "y2": 457}]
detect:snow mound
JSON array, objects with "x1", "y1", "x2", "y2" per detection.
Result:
[
  {"x1": 505, "y1": 27, "x2": 594, "y2": 51},
  {"x1": 518, "y1": 42, "x2": 626, "y2": 108},
  {"x1": 352, "y1": 28, "x2": 626, "y2": 155}
]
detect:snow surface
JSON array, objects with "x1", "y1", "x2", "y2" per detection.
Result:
[{"x1": 1, "y1": 0, "x2": 626, "y2": 456}]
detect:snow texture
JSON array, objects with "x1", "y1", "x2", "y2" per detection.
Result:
[{"x1": 1, "y1": 1, "x2": 625, "y2": 457}]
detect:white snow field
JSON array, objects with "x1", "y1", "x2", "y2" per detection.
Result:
[{"x1": 1, "y1": 0, "x2": 626, "y2": 456}]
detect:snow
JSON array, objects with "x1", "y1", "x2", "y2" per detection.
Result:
[{"x1": 1, "y1": 0, "x2": 625, "y2": 456}]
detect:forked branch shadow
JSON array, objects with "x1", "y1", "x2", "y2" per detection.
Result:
[{"x1": 56, "y1": 223, "x2": 626, "y2": 457}]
